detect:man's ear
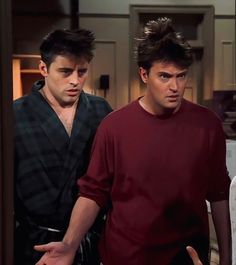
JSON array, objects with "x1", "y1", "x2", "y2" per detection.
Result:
[
  {"x1": 39, "y1": 60, "x2": 48, "y2": 77},
  {"x1": 139, "y1": 67, "x2": 148, "y2": 83}
]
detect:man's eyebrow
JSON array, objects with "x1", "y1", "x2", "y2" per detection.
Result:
[
  {"x1": 58, "y1": 67, "x2": 88, "y2": 72},
  {"x1": 158, "y1": 71, "x2": 172, "y2": 76},
  {"x1": 176, "y1": 70, "x2": 188, "y2": 76},
  {"x1": 158, "y1": 70, "x2": 188, "y2": 76},
  {"x1": 78, "y1": 68, "x2": 88, "y2": 72},
  {"x1": 58, "y1": 67, "x2": 73, "y2": 71}
]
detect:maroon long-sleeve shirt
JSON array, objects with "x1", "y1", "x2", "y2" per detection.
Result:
[{"x1": 78, "y1": 99, "x2": 230, "y2": 265}]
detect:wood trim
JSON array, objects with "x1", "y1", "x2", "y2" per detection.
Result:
[
  {"x1": 13, "y1": 54, "x2": 40, "y2": 59},
  {"x1": 130, "y1": 4, "x2": 214, "y2": 14},
  {"x1": 214, "y1": 15, "x2": 236, "y2": 19},
  {"x1": 79, "y1": 13, "x2": 130, "y2": 19},
  {"x1": 220, "y1": 40, "x2": 235, "y2": 88},
  {"x1": 0, "y1": 0, "x2": 14, "y2": 264}
]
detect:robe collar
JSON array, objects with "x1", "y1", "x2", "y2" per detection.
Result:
[{"x1": 28, "y1": 80, "x2": 93, "y2": 175}]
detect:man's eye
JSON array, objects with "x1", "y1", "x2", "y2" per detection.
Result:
[
  {"x1": 78, "y1": 69, "x2": 88, "y2": 77},
  {"x1": 160, "y1": 73, "x2": 170, "y2": 80},
  {"x1": 60, "y1": 70, "x2": 72, "y2": 75},
  {"x1": 178, "y1": 73, "x2": 187, "y2": 79}
]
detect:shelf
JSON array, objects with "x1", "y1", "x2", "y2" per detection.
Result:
[
  {"x1": 13, "y1": 54, "x2": 41, "y2": 59},
  {"x1": 21, "y1": 69, "x2": 40, "y2": 74},
  {"x1": 12, "y1": 55, "x2": 42, "y2": 99}
]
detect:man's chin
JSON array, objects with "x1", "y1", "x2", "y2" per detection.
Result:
[
  {"x1": 164, "y1": 101, "x2": 182, "y2": 113},
  {"x1": 60, "y1": 97, "x2": 79, "y2": 107}
]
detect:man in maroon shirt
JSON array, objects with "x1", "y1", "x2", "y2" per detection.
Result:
[{"x1": 34, "y1": 17, "x2": 231, "y2": 265}]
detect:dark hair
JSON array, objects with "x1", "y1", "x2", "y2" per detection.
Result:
[
  {"x1": 40, "y1": 28, "x2": 95, "y2": 67},
  {"x1": 137, "y1": 17, "x2": 193, "y2": 71}
]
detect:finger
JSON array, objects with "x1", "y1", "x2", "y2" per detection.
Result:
[
  {"x1": 34, "y1": 243, "x2": 54, "y2": 252},
  {"x1": 186, "y1": 246, "x2": 203, "y2": 265}
]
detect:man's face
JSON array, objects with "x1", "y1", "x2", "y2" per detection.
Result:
[
  {"x1": 39, "y1": 54, "x2": 89, "y2": 107},
  {"x1": 139, "y1": 61, "x2": 189, "y2": 115}
]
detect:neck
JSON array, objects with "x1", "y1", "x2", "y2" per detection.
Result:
[
  {"x1": 139, "y1": 95, "x2": 181, "y2": 117},
  {"x1": 40, "y1": 86, "x2": 78, "y2": 136}
]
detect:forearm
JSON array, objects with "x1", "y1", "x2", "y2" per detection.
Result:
[
  {"x1": 210, "y1": 200, "x2": 231, "y2": 265},
  {"x1": 63, "y1": 196, "x2": 100, "y2": 251}
]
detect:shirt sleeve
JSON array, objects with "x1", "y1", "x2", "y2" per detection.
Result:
[
  {"x1": 206, "y1": 116, "x2": 231, "y2": 202},
  {"x1": 78, "y1": 120, "x2": 114, "y2": 208}
]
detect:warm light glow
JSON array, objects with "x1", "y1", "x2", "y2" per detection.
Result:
[{"x1": 12, "y1": 58, "x2": 23, "y2": 100}]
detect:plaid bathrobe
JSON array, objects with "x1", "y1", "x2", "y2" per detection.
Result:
[{"x1": 14, "y1": 80, "x2": 112, "y2": 265}]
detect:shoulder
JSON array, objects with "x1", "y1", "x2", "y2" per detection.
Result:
[
  {"x1": 85, "y1": 92, "x2": 109, "y2": 104},
  {"x1": 83, "y1": 93, "x2": 112, "y2": 112},
  {"x1": 13, "y1": 95, "x2": 37, "y2": 131},
  {"x1": 14, "y1": 80, "x2": 44, "y2": 111},
  {"x1": 98, "y1": 100, "x2": 137, "y2": 129},
  {"x1": 13, "y1": 95, "x2": 30, "y2": 112},
  {"x1": 183, "y1": 100, "x2": 222, "y2": 126}
]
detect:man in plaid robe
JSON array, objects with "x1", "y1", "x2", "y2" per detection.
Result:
[{"x1": 13, "y1": 28, "x2": 112, "y2": 265}]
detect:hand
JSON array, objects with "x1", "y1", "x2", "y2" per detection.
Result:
[
  {"x1": 34, "y1": 241, "x2": 76, "y2": 265},
  {"x1": 186, "y1": 246, "x2": 203, "y2": 265}
]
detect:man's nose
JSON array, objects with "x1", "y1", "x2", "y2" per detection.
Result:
[
  {"x1": 169, "y1": 78, "x2": 178, "y2": 91},
  {"x1": 69, "y1": 72, "x2": 81, "y2": 87}
]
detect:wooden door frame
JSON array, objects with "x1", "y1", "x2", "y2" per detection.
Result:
[
  {"x1": 0, "y1": 0, "x2": 14, "y2": 264},
  {"x1": 129, "y1": 5, "x2": 214, "y2": 105}
]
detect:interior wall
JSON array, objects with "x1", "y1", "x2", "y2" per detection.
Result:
[
  {"x1": 80, "y1": 0, "x2": 236, "y2": 109},
  {"x1": 12, "y1": 0, "x2": 236, "y2": 108},
  {"x1": 214, "y1": 18, "x2": 236, "y2": 90},
  {"x1": 80, "y1": 17, "x2": 129, "y2": 109},
  {"x1": 80, "y1": 0, "x2": 235, "y2": 16}
]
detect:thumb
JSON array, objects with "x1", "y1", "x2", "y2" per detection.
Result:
[
  {"x1": 186, "y1": 246, "x2": 203, "y2": 265},
  {"x1": 34, "y1": 242, "x2": 56, "y2": 252}
]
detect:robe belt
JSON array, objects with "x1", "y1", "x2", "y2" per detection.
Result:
[
  {"x1": 37, "y1": 225, "x2": 62, "y2": 233},
  {"x1": 18, "y1": 218, "x2": 64, "y2": 233}
]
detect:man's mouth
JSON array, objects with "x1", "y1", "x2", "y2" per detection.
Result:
[
  {"x1": 66, "y1": 89, "x2": 80, "y2": 96},
  {"x1": 167, "y1": 95, "x2": 179, "y2": 101}
]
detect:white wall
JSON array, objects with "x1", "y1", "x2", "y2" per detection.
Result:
[
  {"x1": 80, "y1": 17, "x2": 129, "y2": 109},
  {"x1": 80, "y1": 0, "x2": 235, "y2": 15}
]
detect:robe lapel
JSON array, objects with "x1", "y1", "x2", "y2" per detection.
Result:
[
  {"x1": 63, "y1": 92, "x2": 93, "y2": 177},
  {"x1": 29, "y1": 82, "x2": 69, "y2": 160}
]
